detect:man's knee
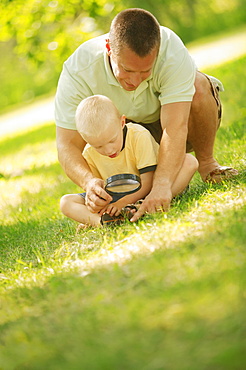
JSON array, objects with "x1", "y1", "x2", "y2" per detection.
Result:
[
  {"x1": 184, "y1": 153, "x2": 199, "y2": 172},
  {"x1": 190, "y1": 72, "x2": 222, "y2": 130},
  {"x1": 192, "y1": 72, "x2": 212, "y2": 108}
]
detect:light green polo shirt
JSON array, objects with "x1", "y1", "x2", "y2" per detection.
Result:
[{"x1": 55, "y1": 26, "x2": 196, "y2": 130}]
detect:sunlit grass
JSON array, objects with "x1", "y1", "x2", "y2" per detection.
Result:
[
  {"x1": 0, "y1": 56, "x2": 245, "y2": 369},
  {"x1": 0, "y1": 141, "x2": 57, "y2": 175},
  {"x1": 3, "y1": 181, "x2": 243, "y2": 289}
]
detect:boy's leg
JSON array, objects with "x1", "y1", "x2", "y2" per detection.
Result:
[
  {"x1": 60, "y1": 194, "x2": 101, "y2": 226},
  {"x1": 187, "y1": 71, "x2": 238, "y2": 182},
  {"x1": 171, "y1": 154, "x2": 198, "y2": 197}
]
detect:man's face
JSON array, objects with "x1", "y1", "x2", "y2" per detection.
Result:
[{"x1": 108, "y1": 46, "x2": 158, "y2": 91}]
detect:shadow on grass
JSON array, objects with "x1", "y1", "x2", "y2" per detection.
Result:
[
  {"x1": 0, "y1": 123, "x2": 56, "y2": 156},
  {"x1": 0, "y1": 217, "x2": 76, "y2": 272},
  {"x1": 0, "y1": 161, "x2": 64, "y2": 180}
]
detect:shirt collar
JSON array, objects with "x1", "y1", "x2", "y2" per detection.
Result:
[
  {"x1": 121, "y1": 125, "x2": 127, "y2": 151},
  {"x1": 104, "y1": 51, "x2": 119, "y2": 86}
]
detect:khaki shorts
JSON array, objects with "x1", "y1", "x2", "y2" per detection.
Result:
[
  {"x1": 202, "y1": 72, "x2": 222, "y2": 126},
  {"x1": 127, "y1": 72, "x2": 222, "y2": 151}
]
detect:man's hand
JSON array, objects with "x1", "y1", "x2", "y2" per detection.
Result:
[
  {"x1": 85, "y1": 178, "x2": 112, "y2": 214},
  {"x1": 130, "y1": 185, "x2": 172, "y2": 222}
]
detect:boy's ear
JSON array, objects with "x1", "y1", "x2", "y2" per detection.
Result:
[{"x1": 121, "y1": 115, "x2": 126, "y2": 128}]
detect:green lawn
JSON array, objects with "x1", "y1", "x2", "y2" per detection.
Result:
[{"x1": 0, "y1": 56, "x2": 245, "y2": 370}]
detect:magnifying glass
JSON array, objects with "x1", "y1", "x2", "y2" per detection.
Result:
[{"x1": 105, "y1": 173, "x2": 141, "y2": 196}]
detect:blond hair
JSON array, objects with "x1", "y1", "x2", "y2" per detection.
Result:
[{"x1": 76, "y1": 95, "x2": 121, "y2": 141}]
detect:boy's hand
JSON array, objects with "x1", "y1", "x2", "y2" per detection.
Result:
[
  {"x1": 104, "y1": 201, "x2": 124, "y2": 216},
  {"x1": 85, "y1": 178, "x2": 112, "y2": 213}
]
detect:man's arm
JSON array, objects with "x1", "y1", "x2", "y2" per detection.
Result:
[
  {"x1": 56, "y1": 126, "x2": 112, "y2": 212},
  {"x1": 131, "y1": 101, "x2": 191, "y2": 221}
]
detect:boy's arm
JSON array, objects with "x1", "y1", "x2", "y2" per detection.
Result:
[
  {"x1": 56, "y1": 126, "x2": 112, "y2": 212},
  {"x1": 103, "y1": 171, "x2": 154, "y2": 216}
]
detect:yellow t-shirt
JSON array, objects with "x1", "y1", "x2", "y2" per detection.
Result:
[{"x1": 83, "y1": 123, "x2": 159, "y2": 180}]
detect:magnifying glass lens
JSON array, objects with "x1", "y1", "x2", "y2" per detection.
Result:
[
  {"x1": 107, "y1": 179, "x2": 139, "y2": 193},
  {"x1": 105, "y1": 174, "x2": 141, "y2": 195}
]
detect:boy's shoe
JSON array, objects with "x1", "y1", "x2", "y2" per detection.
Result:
[
  {"x1": 101, "y1": 213, "x2": 125, "y2": 226},
  {"x1": 122, "y1": 204, "x2": 138, "y2": 218},
  {"x1": 100, "y1": 204, "x2": 139, "y2": 227}
]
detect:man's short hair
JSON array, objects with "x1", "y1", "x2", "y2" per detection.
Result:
[{"x1": 109, "y1": 8, "x2": 160, "y2": 57}]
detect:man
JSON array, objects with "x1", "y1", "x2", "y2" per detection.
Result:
[{"x1": 55, "y1": 8, "x2": 238, "y2": 222}]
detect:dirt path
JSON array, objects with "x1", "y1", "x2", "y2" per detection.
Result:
[
  {"x1": 188, "y1": 29, "x2": 246, "y2": 69},
  {"x1": 0, "y1": 28, "x2": 245, "y2": 139}
]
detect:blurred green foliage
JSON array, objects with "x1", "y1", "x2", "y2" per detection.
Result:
[{"x1": 0, "y1": 0, "x2": 245, "y2": 112}]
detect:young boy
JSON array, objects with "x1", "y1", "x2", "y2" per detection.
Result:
[{"x1": 60, "y1": 95, "x2": 198, "y2": 227}]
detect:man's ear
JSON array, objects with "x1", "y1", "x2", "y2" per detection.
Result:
[
  {"x1": 121, "y1": 115, "x2": 126, "y2": 128},
  {"x1": 105, "y1": 39, "x2": 111, "y2": 55}
]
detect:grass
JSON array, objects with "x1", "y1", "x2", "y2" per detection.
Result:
[{"x1": 0, "y1": 56, "x2": 246, "y2": 369}]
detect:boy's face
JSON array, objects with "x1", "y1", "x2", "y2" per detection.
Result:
[
  {"x1": 88, "y1": 116, "x2": 125, "y2": 158},
  {"x1": 108, "y1": 45, "x2": 157, "y2": 91}
]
